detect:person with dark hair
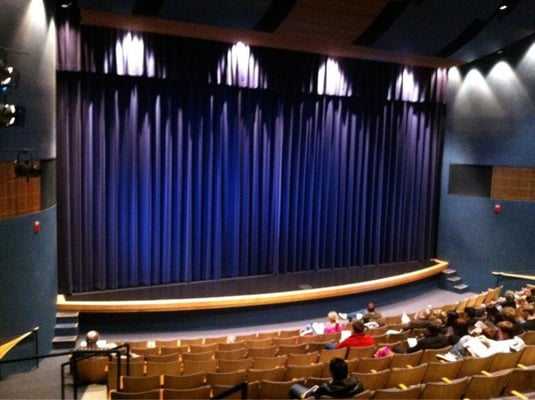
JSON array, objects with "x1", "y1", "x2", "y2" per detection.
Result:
[
  {"x1": 333, "y1": 320, "x2": 375, "y2": 349},
  {"x1": 520, "y1": 303, "x2": 535, "y2": 330},
  {"x1": 290, "y1": 358, "x2": 363, "y2": 399},
  {"x1": 406, "y1": 321, "x2": 449, "y2": 353}
]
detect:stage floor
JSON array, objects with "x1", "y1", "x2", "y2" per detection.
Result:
[{"x1": 65, "y1": 260, "x2": 435, "y2": 301}]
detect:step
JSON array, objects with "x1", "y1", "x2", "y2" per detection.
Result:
[
  {"x1": 56, "y1": 311, "x2": 79, "y2": 324},
  {"x1": 442, "y1": 268, "x2": 457, "y2": 275},
  {"x1": 447, "y1": 276, "x2": 462, "y2": 283},
  {"x1": 52, "y1": 335, "x2": 78, "y2": 350},
  {"x1": 453, "y1": 283, "x2": 470, "y2": 293},
  {"x1": 55, "y1": 322, "x2": 79, "y2": 336}
]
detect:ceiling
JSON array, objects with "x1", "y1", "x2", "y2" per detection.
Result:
[{"x1": 71, "y1": 0, "x2": 535, "y2": 68}]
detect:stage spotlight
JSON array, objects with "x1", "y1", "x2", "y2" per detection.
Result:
[
  {"x1": 0, "y1": 65, "x2": 19, "y2": 93},
  {"x1": 0, "y1": 103, "x2": 25, "y2": 127}
]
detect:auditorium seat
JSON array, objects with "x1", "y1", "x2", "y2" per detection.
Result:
[
  {"x1": 107, "y1": 359, "x2": 145, "y2": 391},
  {"x1": 215, "y1": 347, "x2": 248, "y2": 360},
  {"x1": 74, "y1": 356, "x2": 108, "y2": 385},
  {"x1": 178, "y1": 337, "x2": 203, "y2": 348},
  {"x1": 180, "y1": 350, "x2": 214, "y2": 362},
  {"x1": 205, "y1": 368, "x2": 248, "y2": 387},
  {"x1": 204, "y1": 335, "x2": 228, "y2": 345},
  {"x1": 161, "y1": 385, "x2": 211, "y2": 399},
  {"x1": 518, "y1": 344, "x2": 535, "y2": 366},
  {"x1": 306, "y1": 340, "x2": 333, "y2": 353},
  {"x1": 352, "y1": 369, "x2": 391, "y2": 390},
  {"x1": 217, "y1": 357, "x2": 254, "y2": 372},
  {"x1": 188, "y1": 343, "x2": 218, "y2": 353},
  {"x1": 121, "y1": 375, "x2": 161, "y2": 393},
  {"x1": 456, "y1": 355, "x2": 493, "y2": 378},
  {"x1": 247, "y1": 346, "x2": 279, "y2": 358},
  {"x1": 180, "y1": 359, "x2": 218, "y2": 374},
  {"x1": 285, "y1": 362, "x2": 323, "y2": 380},
  {"x1": 502, "y1": 365, "x2": 535, "y2": 396},
  {"x1": 463, "y1": 369, "x2": 513, "y2": 399},
  {"x1": 520, "y1": 331, "x2": 535, "y2": 346},
  {"x1": 145, "y1": 361, "x2": 181, "y2": 376},
  {"x1": 278, "y1": 343, "x2": 309, "y2": 355},
  {"x1": 146, "y1": 353, "x2": 180, "y2": 363},
  {"x1": 418, "y1": 346, "x2": 452, "y2": 364},
  {"x1": 354, "y1": 356, "x2": 392, "y2": 373},
  {"x1": 110, "y1": 389, "x2": 160, "y2": 400},
  {"x1": 346, "y1": 345, "x2": 377, "y2": 360},
  {"x1": 247, "y1": 366, "x2": 286, "y2": 382},
  {"x1": 216, "y1": 341, "x2": 247, "y2": 351},
  {"x1": 373, "y1": 384, "x2": 423, "y2": 399},
  {"x1": 163, "y1": 372, "x2": 206, "y2": 389},
  {"x1": 422, "y1": 359, "x2": 464, "y2": 383},
  {"x1": 257, "y1": 378, "x2": 306, "y2": 400},
  {"x1": 278, "y1": 328, "x2": 302, "y2": 337},
  {"x1": 155, "y1": 339, "x2": 179, "y2": 347},
  {"x1": 318, "y1": 348, "x2": 347, "y2": 363},
  {"x1": 487, "y1": 350, "x2": 523, "y2": 372},
  {"x1": 245, "y1": 338, "x2": 274, "y2": 348},
  {"x1": 272, "y1": 336, "x2": 300, "y2": 346},
  {"x1": 385, "y1": 364, "x2": 427, "y2": 388},
  {"x1": 389, "y1": 350, "x2": 422, "y2": 368},
  {"x1": 159, "y1": 345, "x2": 188, "y2": 357},
  {"x1": 252, "y1": 355, "x2": 288, "y2": 369},
  {"x1": 418, "y1": 376, "x2": 470, "y2": 399},
  {"x1": 286, "y1": 351, "x2": 320, "y2": 365}
]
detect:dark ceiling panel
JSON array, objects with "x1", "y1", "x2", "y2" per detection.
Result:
[
  {"x1": 254, "y1": 0, "x2": 297, "y2": 33},
  {"x1": 132, "y1": 0, "x2": 164, "y2": 17},
  {"x1": 159, "y1": 0, "x2": 273, "y2": 30},
  {"x1": 352, "y1": 0, "x2": 410, "y2": 46}
]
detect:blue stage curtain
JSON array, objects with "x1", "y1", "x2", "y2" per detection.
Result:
[{"x1": 56, "y1": 26, "x2": 446, "y2": 293}]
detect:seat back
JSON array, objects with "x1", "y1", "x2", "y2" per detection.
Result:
[
  {"x1": 419, "y1": 376, "x2": 470, "y2": 399},
  {"x1": 456, "y1": 355, "x2": 493, "y2": 378},
  {"x1": 286, "y1": 351, "x2": 319, "y2": 365},
  {"x1": 346, "y1": 345, "x2": 377, "y2": 359},
  {"x1": 355, "y1": 356, "x2": 392, "y2": 373},
  {"x1": 247, "y1": 366, "x2": 286, "y2": 382},
  {"x1": 502, "y1": 366, "x2": 535, "y2": 395},
  {"x1": 161, "y1": 385, "x2": 211, "y2": 400},
  {"x1": 422, "y1": 359, "x2": 464, "y2": 383},
  {"x1": 217, "y1": 357, "x2": 254, "y2": 372},
  {"x1": 285, "y1": 363, "x2": 323, "y2": 380},
  {"x1": 389, "y1": 350, "x2": 422, "y2": 368},
  {"x1": 386, "y1": 363, "x2": 427, "y2": 388},
  {"x1": 145, "y1": 361, "x2": 181, "y2": 376},
  {"x1": 373, "y1": 384, "x2": 423, "y2": 399},
  {"x1": 258, "y1": 379, "x2": 305, "y2": 400},
  {"x1": 351, "y1": 369, "x2": 391, "y2": 390},
  {"x1": 110, "y1": 389, "x2": 161, "y2": 400},
  {"x1": 463, "y1": 369, "x2": 513, "y2": 399},
  {"x1": 122, "y1": 375, "x2": 161, "y2": 393},
  {"x1": 163, "y1": 372, "x2": 206, "y2": 389}
]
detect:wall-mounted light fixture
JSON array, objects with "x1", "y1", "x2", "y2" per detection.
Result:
[
  {"x1": 0, "y1": 63, "x2": 19, "y2": 93},
  {"x1": 0, "y1": 103, "x2": 25, "y2": 127}
]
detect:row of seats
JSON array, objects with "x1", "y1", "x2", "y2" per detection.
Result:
[{"x1": 107, "y1": 365, "x2": 535, "y2": 399}]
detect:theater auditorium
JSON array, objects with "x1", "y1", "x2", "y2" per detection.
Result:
[{"x1": 1, "y1": 1, "x2": 535, "y2": 398}]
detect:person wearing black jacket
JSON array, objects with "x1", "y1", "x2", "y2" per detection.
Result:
[{"x1": 290, "y1": 358, "x2": 363, "y2": 399}]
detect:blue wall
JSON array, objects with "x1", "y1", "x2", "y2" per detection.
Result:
[
  {"x1": 438, "y1": 44, "x2": 535, "y2": 292},
  {"x1": 0, "y1": 0, "x2": 57, "y2": 377}
]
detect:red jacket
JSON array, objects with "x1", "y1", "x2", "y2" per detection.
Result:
[{"x1": 336, "y1": 333, "x2": 375, "y2": 349}]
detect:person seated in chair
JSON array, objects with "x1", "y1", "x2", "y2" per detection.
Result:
[
  {"x1": 290, "y1": 358, "x2": 363, "y2": 399},
  {"x1": 326, "y1": 320, "x2": 375, "y2": 350}
]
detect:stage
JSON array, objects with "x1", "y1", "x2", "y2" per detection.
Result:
[{"x1": 57, "y1": 259, "x2": 448, "y2": 318}]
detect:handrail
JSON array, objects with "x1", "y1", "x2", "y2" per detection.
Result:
[
  {"x1": 492, "y1": 271, "x2": 535, "y2": 281},
  {"x1": 212, "y1": 380, "x2": 248, "y2": 399},
  {"x1": 0, "y1": 327, "x2": 39, "y2": 379}
]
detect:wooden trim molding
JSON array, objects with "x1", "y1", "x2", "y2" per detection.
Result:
[{"x1": 57, "y1": 259, "x2": 449, "y2": 313}]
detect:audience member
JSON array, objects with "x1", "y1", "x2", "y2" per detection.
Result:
[
  {"x1": 327, "y1": 320, "x2": 375, "y2": 350},
  {"x1": 521, "y1": 303, "x2": 535, "y2": 330},
  {"x1": 324, "y1": 311, "x2": 345, "y2": 334},
  {"x1": 406, "y1": 321, "x2": 450, "y2": 353},
  {"x1": 501, "y1": 306, "x2": 524, "y2": 335},
  {"x1": 290, "y1": 358, "x2": 363, "y2": 399},
  {"x1": 438, "y1": 320, "x2": 525, "y2": 361},
  {"x1": 364, "y1": 302, "x2": 383, "y2": 322}
]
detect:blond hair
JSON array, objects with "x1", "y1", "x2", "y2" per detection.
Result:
[{"x1": 327, "y1": 311, "x2": 339, "y2": 324}]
